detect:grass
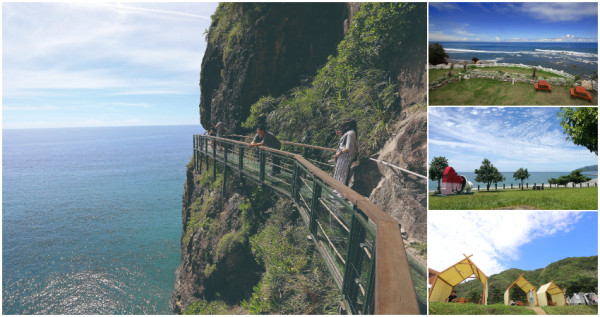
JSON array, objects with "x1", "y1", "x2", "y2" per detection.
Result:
[
  {"x1": 429, "y1": 78, "x2": 597, "y2": 105},
  {"x1": 429, "y1": 302, "x2": 536, "y2": 315},
  {"x1": 428, "y1": 187, "x2": 598, "y2": 210},
  {"x1": 429, "y1": 66, "x2": 566, "y2": 84},
  {"x1": 541, "y1": 305, "x2": 598, "y2": 315}
]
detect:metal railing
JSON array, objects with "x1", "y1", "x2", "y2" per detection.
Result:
[{"x1": 193, "y1": 134, "x2": 425, "y2": 314}]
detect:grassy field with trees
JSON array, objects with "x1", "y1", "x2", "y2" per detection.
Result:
[{"x1": 428, "y1": 186, "x2": 598, "y2": 210}]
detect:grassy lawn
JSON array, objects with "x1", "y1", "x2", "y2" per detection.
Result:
[
  {"x1": 428, "y1": 187, "x2": 597, "y2": 210},
  {"x1": 429, "y1": 302, "x2": 536, "y2": 315},
  {"x1": 429, "y1": 79, "x2": 597, "y2": 105},
  {"x1": 429, "y1": 66, "x2": 565, "y2": 84},
  {"x1": 542, "y1": 305, "x2": 598, "y2": 315}
]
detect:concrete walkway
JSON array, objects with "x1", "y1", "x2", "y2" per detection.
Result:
[{"x1": 526, "y1": 307, "x2": 547, "y2": 315}]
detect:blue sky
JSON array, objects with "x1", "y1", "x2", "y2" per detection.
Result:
[
  {"x1": 428, "y1": 210, "x2": 598, "y2": 275},
  {"x1": 428, "y1": 107, "x2": 598, "y2": 172},
  {"x1": 429, "y1": 2, "x2": 598, "y2": 42},
  {"x1": 2, "y1": 2, "x2": 219, "y2": 129}
]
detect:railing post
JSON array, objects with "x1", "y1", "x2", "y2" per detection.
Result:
[
  {"x1": 363, "y1": 246, "x2": 377, "y2": 314},
  {"x1": 309, "y1": 179, "x2": 321, "y2": 235},
  {"x1": 342, "y1": 213, "x2": 367, "y2": 314},
  {"x1": 213, "y1": 137, "x2": 217, "y2": 181},
  {"x1": 239, "y1": 146, "x2": 244, "y2": 175},
  {"x1": 259, "y1": 150, "x2": 266, "y2": 183},
  {"x1": 291, "y1": 162, "x2": 300, "y2": 203},
  {"x1": 223, "y1": 143, "x2": 228, "y2": 196}
]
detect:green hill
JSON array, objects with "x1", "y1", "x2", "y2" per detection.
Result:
[
  {"x1": 453, "y1": 256, "x2": 598, "y2": 304},
  {"x1": 576, "y1": 165, "x2": 598, "y2": 172}
]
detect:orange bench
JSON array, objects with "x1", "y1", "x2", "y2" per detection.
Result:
[
  {"x1": 571, "y1": 86, "x2": 592, "y2": 102},
  {"x1": 535, "y1": 80, "x2": 552, "y2": 92}
]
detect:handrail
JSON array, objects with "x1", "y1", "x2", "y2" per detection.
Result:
[
  {"x1": 193, "y1": 135, "x2": 424, "y2": 314},
  {"x1": 227, "y1": 134, "x2": 337, "y2": 152}
]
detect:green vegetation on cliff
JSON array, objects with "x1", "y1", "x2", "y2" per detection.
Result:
[
  {"x1": 243, "y1": 3, "x2": 426, "y2": 160},
  {"x1": 180, "y1": 160, "x2": 339, "y2": 315}
]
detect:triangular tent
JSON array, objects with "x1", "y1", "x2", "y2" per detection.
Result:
[
  {"x1": 537, "y1": 281, "x2": 566, "y2": 306},
  {"x1": 428, "y1": 254, "x2": 488, "y2": 305},
  {"x1": 504, "y1": 274, "x2": 538, "y2": 306}
]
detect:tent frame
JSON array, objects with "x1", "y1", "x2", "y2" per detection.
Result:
[
  {"x1": 428, "y1": 254, "x2": 489, "y2": 305},
  {"x1": 537, "y1": 280, "x2": 567, "y2": 307},
  {"x1": 504, "y1": 273, "x2": 538, "y2": 306}
]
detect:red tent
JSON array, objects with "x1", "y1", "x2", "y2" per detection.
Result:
[{"x1": 441, "y1": 166, "x2": 466, "y2": 195}]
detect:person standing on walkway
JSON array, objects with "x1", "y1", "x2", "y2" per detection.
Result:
[
  {"x1": 249, "y1": 125, "x2": 282, "y2": 176},
  {"x1": 528, "y1": 289, "x2": 535, "y2": 307},
  {"x1": 333, "y1": 119, "x2": 357, "y2": 187}
]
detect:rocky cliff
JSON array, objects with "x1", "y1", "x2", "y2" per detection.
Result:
[
  {"x1": 199, "y1": 3, "x2": 347, "y2": 131},
  {"x1": 172, "y1": 3, "x2": 427, "y2": 313}
]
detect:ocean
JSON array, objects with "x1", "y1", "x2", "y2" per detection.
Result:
[
  {"x1": 434, "y1": 42, "x2": 598, "y2": 77},
  {"x1": 2, "y1": 125, "x2": 202, "y2": 314},
  {"x1": 428, "y1": 171, "x2": 598, "y2": 192}
]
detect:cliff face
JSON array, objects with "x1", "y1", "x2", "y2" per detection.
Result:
[
  {"x1": 199, "y1": 3, "x2": 347, "y2": 131},
  {"x1": 173, "y1": 2, "x2": 428, "y2": 313}
]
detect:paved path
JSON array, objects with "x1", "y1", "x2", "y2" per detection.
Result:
[{"x1": 526, "y1": 307, "x2": 547, "y2": 315}]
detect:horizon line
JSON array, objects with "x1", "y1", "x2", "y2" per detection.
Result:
[{"x1": 2, "y1": 123, "x2": 204, "y2": 131}]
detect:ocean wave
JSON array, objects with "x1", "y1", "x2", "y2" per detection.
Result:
[
  {"x1": 445, "y1": 48, "x2": 516, "y2": 54},
  {"x1": 446, "y1": 47, "x2": 598, "y2": 59},
  {"x1": 535, "y1": 49, "x2": 598, "y2": 58}
]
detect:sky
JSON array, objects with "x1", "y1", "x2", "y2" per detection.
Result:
[
  {"x1": 428, "y1": 210, "x2": 598, "y2": 276},
  {"x1": 2, "y1": 2, "x2": 219, "y2": 129},
  {"x1": 428, "y1": 107, "x2": 598, "y2": 172},
  {"x1": 429, "y1": 2, "x2": 598, "y2": 42}
]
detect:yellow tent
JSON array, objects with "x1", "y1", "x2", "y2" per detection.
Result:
[
  {"x1": 537, "y1": 281, "x2": 566, "y2": 307},
  {"x1": 429, "y1": 254, "x2": 488, "y2": 305},
  {"x1": 504, "y1": 274, "x2": 538, "y2": 306}
]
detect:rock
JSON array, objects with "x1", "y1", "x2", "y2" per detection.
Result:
[
  {"x1": 476, "y1": 60, "x2": 482, "y2": 64},
  {"x1": 582, "y1": 80, "x2": 593, "y2": 90}
]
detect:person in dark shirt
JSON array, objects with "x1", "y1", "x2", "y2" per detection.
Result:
[
  {"x1": 446, "y1": 291, "x2": 458, "y2": 303},
  {"x1": 249, "y1": 125, "x2": 282, "y2": 176}
]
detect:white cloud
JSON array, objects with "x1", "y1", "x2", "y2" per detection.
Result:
[
  {"x1": 428, "y1": 107, "x2": 598, "y2": 171},
  {"x1": 429, "y1": 3, "x2": 463, "y2": 12},
  {"x1": 428, "y1": 210, "x2": 584, "y2": 275},
  {"x1": 495, "y1": 36, "x2": 501, "y2": 41},
  {"x1": 519, "y1": 2, "x2": 598, "y2": 22}
]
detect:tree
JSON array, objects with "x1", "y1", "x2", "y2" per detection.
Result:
[
  {"x1": 429, "y1": 156, "x2": 449, "y2": 193},
  {"x1": 429, "y1": 43, "x2": 449, "y2": 65},
  {"x1": 474, "y1": 158, "x2": 504, "y2": 191},
  {"x1": 558, "y1": 107, "x2": 598, "y2": 155},
  {"x1": 513, "y1": 168, "x2": 530, "y2": 190},
  {"x1": 567, "y1": 169, "x2": 592, "y2": 185},
  {"x1": 548, "y1": 169, "x2": 591, "y2": 187},
  {"x1": 563, "y1": 273, "x2": 598, "y2": 295}
]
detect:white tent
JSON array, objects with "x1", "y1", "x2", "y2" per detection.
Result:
[
  {"x1": 537, "y1": 281, "x2": 566, "y2": 307},
  {"x1": 570, "y1": 293, "x2": 585, "y2": 305}
]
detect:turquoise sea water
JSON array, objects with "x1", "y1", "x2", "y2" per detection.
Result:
[
  {"x1": 2, "y1": 125, "x2": 202, "y2": 314},
  {"x1": 428, "y1": 171, "x2": 597, "y2": 191}
]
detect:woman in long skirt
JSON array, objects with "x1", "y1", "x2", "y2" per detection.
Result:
[{"x1": 333, "y1": 119, "x2": 357, "y2": 186}]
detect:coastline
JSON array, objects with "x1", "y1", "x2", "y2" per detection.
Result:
[
  {"x1": 429, "y1": 62, "x2": 576, "y2": 80},
  {"x1": 429, "y1": 178, "x2": 598, "y2": 193}
]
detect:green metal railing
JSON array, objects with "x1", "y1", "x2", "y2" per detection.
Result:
[{"x1": 193, "y1": 134, "x2": 425, "y2": 314}]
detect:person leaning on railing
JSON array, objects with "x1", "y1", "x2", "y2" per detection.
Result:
[
  {"x1": 333, "y1": 119, "x2": 358, "y2": 188},
  {"x1": 248, "y1": 124, "x2": 282, "y2": 176}
]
